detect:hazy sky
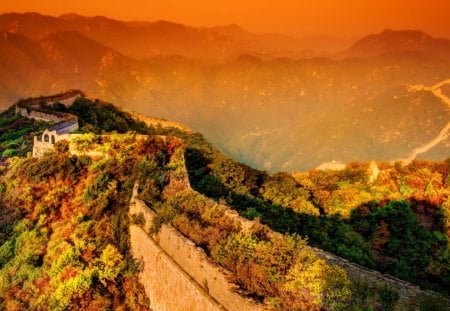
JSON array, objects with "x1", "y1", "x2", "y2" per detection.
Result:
[{"x1": 1, "y1": 0, "x2": 450, "y2": 38}]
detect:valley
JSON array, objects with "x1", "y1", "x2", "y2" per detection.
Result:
[
  {"x1": 1, "y1": 4, "x2": 450, "y2": 311},
  {"x1": 1, "y1": 13, "x2": 450, "y2": 172}
]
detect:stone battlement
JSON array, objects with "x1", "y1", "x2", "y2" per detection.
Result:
[
  {"x1": 130, "y1": 148, "x2": 449, "y2": 310},
  {"x1": 32, "y1": 122, "x2": 79, "y2": 157},
  {"x1": 129, "y1": 185, "x2": 265, "y2": 311},
  {"x1": 16, "y1": 89, "x2": 85, "y2": 108},
  {"x1": 15, "y1": 107, "x2": 70, "y2": 123},
  {"x1": 15, "y1": 92, "x2": 81, "y2": 157}
]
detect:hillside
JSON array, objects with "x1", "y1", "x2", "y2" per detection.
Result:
[
  {"x1": 0, "y1": 95, "x2": 449, "y2": 310},
  {"x1": 1, "y1": 13, "x2": 449, "y2": 172},
  {"x1": 1, "y1": 97, "x2": 353, "y2": 310},
  {"x1": 0, "y1": 103, "x2": 168, "y2": 309},
  {"x1": 0, "y1": 13, "x2": 450, "y2": 172}
]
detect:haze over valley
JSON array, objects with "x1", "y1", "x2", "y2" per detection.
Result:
[
  {"x1": 1, "y1": 12, "x2": 450, "y2": 171},
  {"x1": 1, "y1": 5, "x2": 450, "y2": 310}
]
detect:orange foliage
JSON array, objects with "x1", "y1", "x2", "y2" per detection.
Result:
[{"x1": 60, "y1": 266, "x2": 80, "y2": 281}]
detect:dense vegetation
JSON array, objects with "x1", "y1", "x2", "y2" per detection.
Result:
[
  {"x1": 135, "y1": 145, "x2": 388, "y2": 310},
  {"x1": 185, "y1": 145, "x2": 450, "y2": 295},
  {"x1": 0, "y1": 106, "x2": 50, "y2": 158},
  {"x1": 301, "y1": 162, "x2": 450, "y2": 292},
  {"x1": 0, "y1": 130, "x2": 184, "y2": 309},
  {"x1": 0, "y1": 98, "x2": 181, "y2": 309},
  {"x1": 0, "y1": 96, "x2": 448, "y2": 310}
]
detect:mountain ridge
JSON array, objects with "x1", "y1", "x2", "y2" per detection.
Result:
[
  {"x1": 1, "y1": 94, "x2": 449, "y2": 308},
  {"x1": 0, "y1": 12, "x2": 353, "y2": 59},
  {"x1": 1, "y1": 12, "x2": 450, "y2": 172},
  {"x1": 345, "y1": 29, "x2": 450, "y2": 60}
]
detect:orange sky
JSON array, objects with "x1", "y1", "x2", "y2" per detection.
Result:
[{"x1": 1, "y1": 0, "x2": 450, "y2": 38}]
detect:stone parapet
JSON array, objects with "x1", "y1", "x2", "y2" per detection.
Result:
[{"x1": 129, "y1": 182, "x2": 265, "y2": 311}]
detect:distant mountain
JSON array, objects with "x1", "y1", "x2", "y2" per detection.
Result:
[
  {"x1": 345, "y1": 29, "x2": 450, "y2": 60},
  {"x1": 0, "y1": 12, "x2": 330, "y2": 60},
  {"x1": 39, "y1": 31, "x2": 130, "y2": 69},
  {"x1": 0, "y1": 31, "x2": 49, "y2": 104},
  {"x1": 0, "y1": 29, "x2": 139, "y2": 106},
  {"x1": 0, "y1": 13, "x2": 449, "y2": 171},
  {"x1": 297, "y1": 35, "x2": 355, "y2": 52}
]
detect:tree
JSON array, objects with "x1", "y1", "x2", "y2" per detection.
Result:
[
  {"x1": 284, "y1": 249, "x2": 351, "y2": 310},
  {"x1": 97, "y1": 244, "x2": 125, "y2": 286}
]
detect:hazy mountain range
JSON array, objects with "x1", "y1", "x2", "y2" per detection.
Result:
[{"x1": 1, "y1": 12, "x2": 449, "y2": 171}]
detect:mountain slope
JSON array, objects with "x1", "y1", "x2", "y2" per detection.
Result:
[
  {"x1": 345, "y1": 29, "x2": 450, "y2": 60},
  {"x1": 0, "y1": 31, "x2": 50, "y2": 103},
  {"x1": 0, "y1": 12, "x2": 301, "y2": 60},
  {"x1": 1, "y1": 95, "x2": 449, "y2": 304},
  {"x1": 1, "y1": 13, "x2": 449, "y2": 172},
  {"x1": 0, "y1": 12, "x2": 348, "y2": 61},
  {"x1": 1, "y1": 33, "x2": 449, "y2": 171},
  {"x1": 0, "y1": 29, "x2": 140, "y2": 107}
]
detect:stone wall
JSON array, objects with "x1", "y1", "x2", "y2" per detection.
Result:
[
  {"x1": 132, "y1": 192, "x2": 449, "y2": 310},
  {"x1": 129, "y1": 186, "x2": 265, "y2": 311},
  {"x1": 32, "y1": 131, "x2": 72, "y2": 157},
  {"x1": 130, "y1": 147, "x2": 449, "y2": 310},
  {"x1": 49, "y1": 118, "x2": 79, "y2": 134},
  {"x1": 130, "y1": 225, "x2": 223, "y2": 311},
  {"x1": 15, "y1": 107, "x2": 67, "y2": 123},
  {"x1": 16, "y1": 90, "x2": 85, "y2": 107},
  {"x1": 33, "y1": 132, "x2": 105, "y2": 158},
  {"x1": 311, "y1": 246, "x2": 449, "y2": 307}
]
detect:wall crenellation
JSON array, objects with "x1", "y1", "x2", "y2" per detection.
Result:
[
  {"x1": 14, "y1": 93, "x2": 81, "y2": 157},
  {"x1": 15, "y1": 107, "x2": 69, "y2": 123},
  {"x1": 130, "y1": 149, "x2": 450, "y2": 310},
  {"x1": 17, "y1": 92, "x2": 447, "y2": 308},
  {"x1": 16, "y1": 89, "x2": 85, "y2": 108},
  {"x1": 129, "y1": 182, "x2": 265, "y2": 311}
]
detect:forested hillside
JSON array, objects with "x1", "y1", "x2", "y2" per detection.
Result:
[
  {"x1": 0, "y1": 106, "x2": 50, "y2": 158},
  {"x1": 186, "y1": 144, "x2": 450, "y2": 294},
  {"x1": 0, "y1": 96, "x2": 448, "y2": 310},
  {"x1": 0, "y1": 98, "x2": 181, "y2": 309},
  {"x1": 0, "y1": 130, "x2": 185, "y2": 309}
]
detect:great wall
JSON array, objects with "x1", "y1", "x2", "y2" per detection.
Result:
[
  {"x1": 130, "y1": 186, "x2": 265, "y2": 311},
  {"x1": 15, "y1": 89, "x2": 86, "y2": 108},
  {"x1": 14, "y1": 90, "x2": 83, "y2": 157},
  {"x1": 129, "y1": 147, "x2": 449, "y2": 310},
  {"x1": 402, "y1": 80, "x2": 450, "y2": 164},
  {"x1": 11, "y1": 92, "x2": 449, "y2": 310}
]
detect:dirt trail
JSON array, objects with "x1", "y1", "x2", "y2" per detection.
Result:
[{"x1": 401, "y1": 80, "x2": 450, "y2": 164}]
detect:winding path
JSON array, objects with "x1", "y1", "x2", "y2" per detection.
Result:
[{"x1": 401, "y1": 80, "x2": 450, "y2": 164}]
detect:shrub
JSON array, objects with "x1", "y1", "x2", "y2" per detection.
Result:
[
  {"x1": 131, "y1": 213, "x2": 146, "y2": 227},
  {"x1": 377, "y1": 284, "x2": 399, "y2": 311},
  {"x1": 418, "y1": 295, "x2": 448, "y2": 311}
]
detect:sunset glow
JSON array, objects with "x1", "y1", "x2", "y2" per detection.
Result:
[
  {"x1": 1, "y1": 0, "x2": 450, "y2": 38},
  {"x1": 1, "y1": 0, "x2": 450, "y2": 309}
]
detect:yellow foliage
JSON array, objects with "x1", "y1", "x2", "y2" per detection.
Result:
[
  {"x1": 98, "y1": 244, "x2": 125, "y2": 286},
  {"x1": 284, "y1": 249, "x2": 351, "y2": 310}
]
